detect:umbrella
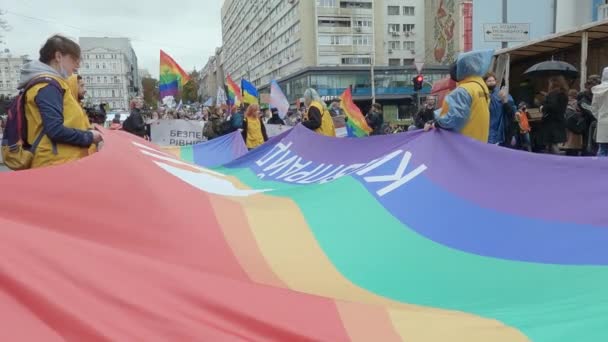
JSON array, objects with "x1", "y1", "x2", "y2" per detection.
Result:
[{"x1": 524, "y1": 61, "x2": 579, "y2": 79}]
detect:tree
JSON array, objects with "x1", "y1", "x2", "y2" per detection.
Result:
[
  {"x1": 142, "y1": 77, "x2": 159, "y2": 109},
  {"x1": 181, "y1": 70, "x2": 200, "y2": 104}
]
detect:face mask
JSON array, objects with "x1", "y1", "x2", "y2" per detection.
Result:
[
  {"x1": 58, "y1": 57, "x2": 71, "y2": 79},
  {"x1": 487, "y1": 85, "x2": 497, "y2": 92}
]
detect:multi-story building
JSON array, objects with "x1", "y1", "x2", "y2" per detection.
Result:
[
  {"x1": 78, "y1": 37, "x2": 140, "y2": 110},
  {"x1": 0, "y1": 54, "x2": 29, "y2": 98},
  {"x1": 199, "y1": 47, "x2": 226, "y2": 103},
  {"x1": 219, "y1": 0, "x2": 446, "y2": 119}
]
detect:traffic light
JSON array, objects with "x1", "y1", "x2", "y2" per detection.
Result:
[{"x1": 413, "y1": 74, "x2": 424, "y2": 91}]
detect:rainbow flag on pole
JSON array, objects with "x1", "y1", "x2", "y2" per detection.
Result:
[
  {"x1": 159, "y1": 50, "x2": 190, "y2": 99},
  {"x1": 340, "y1": 87, "x2": 372, "y2": 137},
  {"x1": 241, "y1": 79, "x2": 259, "y2": 105},
  {"x1": 225, "y1": 74, "x2": 242, "y2": 106}
]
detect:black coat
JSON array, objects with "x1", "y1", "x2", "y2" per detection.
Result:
[{"x1": 541, "y1": 91, "x2": 568, "y2": 145}]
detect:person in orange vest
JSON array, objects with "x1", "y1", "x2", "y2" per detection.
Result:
[
  {"x1": 515, "y1": 102, "x2": 532, "y2": 152},
  {"x1": 241, "y1": 104, "x2": 268, "y2": 150}
]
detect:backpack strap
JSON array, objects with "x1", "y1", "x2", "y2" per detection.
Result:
[{"x1": 20, "y1": 76, "x2": 64, "y2": 149}]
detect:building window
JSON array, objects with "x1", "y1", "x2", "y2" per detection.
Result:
[
  {"x1": 403, "y1": 58, "x2": 415, "y2": 66},
  {"x1": 388, "y1": 24, "x2": 400, "y2": 33},
  {"x1": 112, "y1": 90, "x2": 115, "y2": 97},
  {"x1": 404, "y1": 41, "x2": 416, "y2": 51},
  {"x1": 318, "y1": 17, "x2": 351, "y2": 28},
  {"x1": 318, "y1": 34, "x2": 352, "y2": 45},
  {"x1": 317, "y1": 0, "x2": 337, "y2": 7},
  {"x1": 97, "y1": 76, "x2": 101, "y2": 83},
  {"x1": 388, "y1": 41, "x2": 401, "y2": 50},
  {"x1": 341, "y1": 57, "x2": 371, "y2": 65},
  {"x1": 353, "y1": 35, "x2": 371, "y2": 46},
  {"x1": 96, "y1": 63, "x2": 99, "y2": 69},
  {"x1": 389, "y1": 59, "x2": 401, "y2": 66},
  {"x1": 340, "y1": 1, "x2": 372, "y2": 9},
  {"x1": 104, "y1": 76, "x2": 107, "y2": 83},
  {"x1": 388, "y1": 6, "x2": 400, "y2": 15},
  {"x1": 353, "y1": 19, "x2": 372, "y2": 28},
  {"x1": 403, "y1": 24, "x2": 415, "y2": 33},
  {"x1": 102, "y1": 63, "x2": 106, "y2": 69},
  {"x1": 403, "y1": 6, "x2": 415, "y2": 16}
]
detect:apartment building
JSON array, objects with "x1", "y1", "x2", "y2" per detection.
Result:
[
  {"x1": 78, "y1": 37, "x2": 140, "y2": 110},
  {"x1": 215, "y1": 0, "x2": 449, "y2": 118},
  {"x1": 0, "y1": 54, "x2": 28, "y2": 98}
]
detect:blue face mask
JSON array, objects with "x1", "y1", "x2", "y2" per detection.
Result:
[{"x1": 58, "y1": 57, "x2": 71, "y2": 79}]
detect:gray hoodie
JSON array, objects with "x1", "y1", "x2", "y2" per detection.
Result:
[{"x1": 18, "y1": 60, "x2": 63, "y2": 90}]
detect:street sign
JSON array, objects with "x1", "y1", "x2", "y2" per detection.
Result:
[
  {"x1": 483, "y1": 23, "x2": 530, "y2": 42},
  {"x1": 414, "y1": 61, "x2": 424, "y2": 74}
]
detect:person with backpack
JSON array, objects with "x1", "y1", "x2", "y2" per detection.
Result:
[{"x1": 1, "y1": 35, "x2": 102, "y2": 170}]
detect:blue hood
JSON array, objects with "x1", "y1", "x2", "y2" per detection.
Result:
[{"x1": 456, "y1": 50, "x2": 494, "y2": 81}]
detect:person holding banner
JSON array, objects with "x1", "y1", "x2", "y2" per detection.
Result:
[
  {"x1": 302, "y1": 88, "x2": 336, "y2": 137},
  {"x1": 241, "y1": 104, "x2": 268, "y2": 150}
]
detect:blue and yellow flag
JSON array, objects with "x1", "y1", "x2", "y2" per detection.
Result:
[{"x1": 241, "y1": 79, "x2": 259, "y2": 105}]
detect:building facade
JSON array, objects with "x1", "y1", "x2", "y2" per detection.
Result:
[
  {"x1": 217, "y1": 0, "x2": 446, "y2": 119},
  {"x1": 473, "y1": 0, "x2": 604, "y2": 51},
  {"x1": 78, "y1": 38, "x2": 140, "y2": 110},
  {"x1": 199, "y1": 47, "x2": 226, "y2": 103},
  {"x1": 0, "y1": 55, "x2": 28, "y2": 98}
]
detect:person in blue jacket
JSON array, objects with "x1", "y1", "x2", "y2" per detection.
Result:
[{"x1": 485, "y1": 73, "x2": 517, "y2": 146}]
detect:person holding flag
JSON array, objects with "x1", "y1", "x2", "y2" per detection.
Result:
[{"x1": 302, "y1": 88, "x2": 336, "y2": 137}]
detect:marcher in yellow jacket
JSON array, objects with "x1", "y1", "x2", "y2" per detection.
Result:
[
  {"x1": 302, "y1": 88, "x2": 336, "y2": 137},
  {"x1": 19, "y1": 35, "x2": 102, "y2": 168},
  {"x1": 426, "y1": 50, "x2": 494, "y2": 143},
  {"x1": 241, "y1": 104, "x2": 268, "y2": 150}
]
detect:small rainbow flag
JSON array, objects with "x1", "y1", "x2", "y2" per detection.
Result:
[
  {"x1": 340, "y1": 87, "x2": 372, "y2": 137},
  {"x1": 225, "y1": 74, "x2": 242, "y2": 106},
  {"x1": 241, "y1": 79, "x2": 259, "y2": 105},
  {"x1": 159, "y1": 50, "x2": 190, "y2": 99}
]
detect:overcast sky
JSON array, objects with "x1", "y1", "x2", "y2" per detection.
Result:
[{"x1": 1, "y1": 0, "x2": 222, "y2": 78}]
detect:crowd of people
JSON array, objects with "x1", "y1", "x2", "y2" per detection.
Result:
[
  {"x1": 414, "y1": 49, "x2": 608, "y2": 157},
  {"x1": 3, "y1": 34, "x2": 607, "y2": 172}
]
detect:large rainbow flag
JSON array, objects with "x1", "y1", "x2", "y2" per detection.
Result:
[
  {"x1": 159, "y1": 50, "x2": 190, "y2": 99},
  {"x1": 341, "y1": 87, "x2": 372, "y2": 137},
  {"x1": 1, "y1": 127, "x2": 607, "y2": 341},
  {"x1": 225, "y1": 74, "x2": 242, "y2": 106}
]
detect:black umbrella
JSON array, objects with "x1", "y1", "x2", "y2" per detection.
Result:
[{"x1": 524, "y1": 61, "x2": 579, "y2": 79}]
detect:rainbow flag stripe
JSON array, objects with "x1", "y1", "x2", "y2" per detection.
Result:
[
  {"x1": 161, "y1": 131, "x2": 248, "y2": 168},
  {"x1": 2, "y1": 126, "x2": 607, "y2": 341},
  {"x1": 341, "y1": 87, "x2": 372, "y2": 137},
  {"x1": 226, "y1": 74, "x2": 242, "y2": 106},
  {"x1": 159, "y1": 50, "x2": 190, "y2": 99}
]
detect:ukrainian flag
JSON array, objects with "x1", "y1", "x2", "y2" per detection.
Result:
[{"x1": 241, "y1": 79, "x2": 259, "y2": 105}]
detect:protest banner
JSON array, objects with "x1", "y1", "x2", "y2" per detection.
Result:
[{"x1": 150, "y1": 119, "x2": 206, "y2": 146}]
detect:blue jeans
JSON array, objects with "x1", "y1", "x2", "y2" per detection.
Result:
[{"x1": 598, "y1": 143, "x2": 608, "y2": 157}]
